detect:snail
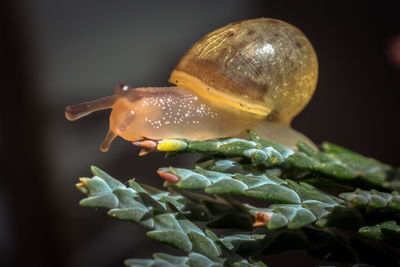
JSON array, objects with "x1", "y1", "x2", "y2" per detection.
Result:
[{"x1": 65, "y1": 18, "x2": 318, "y2": 152}]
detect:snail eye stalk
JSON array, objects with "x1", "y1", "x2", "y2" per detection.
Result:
[{"x1": 65, "y1": 95, "x2": 117, "y2": 121}]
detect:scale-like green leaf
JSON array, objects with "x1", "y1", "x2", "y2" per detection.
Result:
[
  {"x1": 339, "y1": 189, "x2": 400, "y2": 212},
  {"x1": 359, "y1": 221, "x2": 400, "y2": 242},
  {"x1": 75, "y1": 131, "x2": 400, "y2": 267},
  {"x1": 77, "y1": 168, "x2": 262, "y2": 266}
]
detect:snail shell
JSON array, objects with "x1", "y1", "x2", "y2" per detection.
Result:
[{"x1": 170, "y1": 18, "x2": 318, "y2": 123}]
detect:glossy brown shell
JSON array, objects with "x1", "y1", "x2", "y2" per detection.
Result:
[{"x1": 169, "y1": 18, "x2": 318, "y2": 123}]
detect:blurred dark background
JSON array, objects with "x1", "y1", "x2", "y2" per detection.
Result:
[{"x1": 1, "y1": 1, "x2": 399, "y2": 266}]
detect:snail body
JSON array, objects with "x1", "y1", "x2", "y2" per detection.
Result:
[{"x1": 65, "y1": 18, "x2": 318, "y2": 152}]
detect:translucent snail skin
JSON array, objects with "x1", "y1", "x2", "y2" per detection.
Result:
[{"x1": 65, "y1": 18, "x2": 318, "y2": 152}]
